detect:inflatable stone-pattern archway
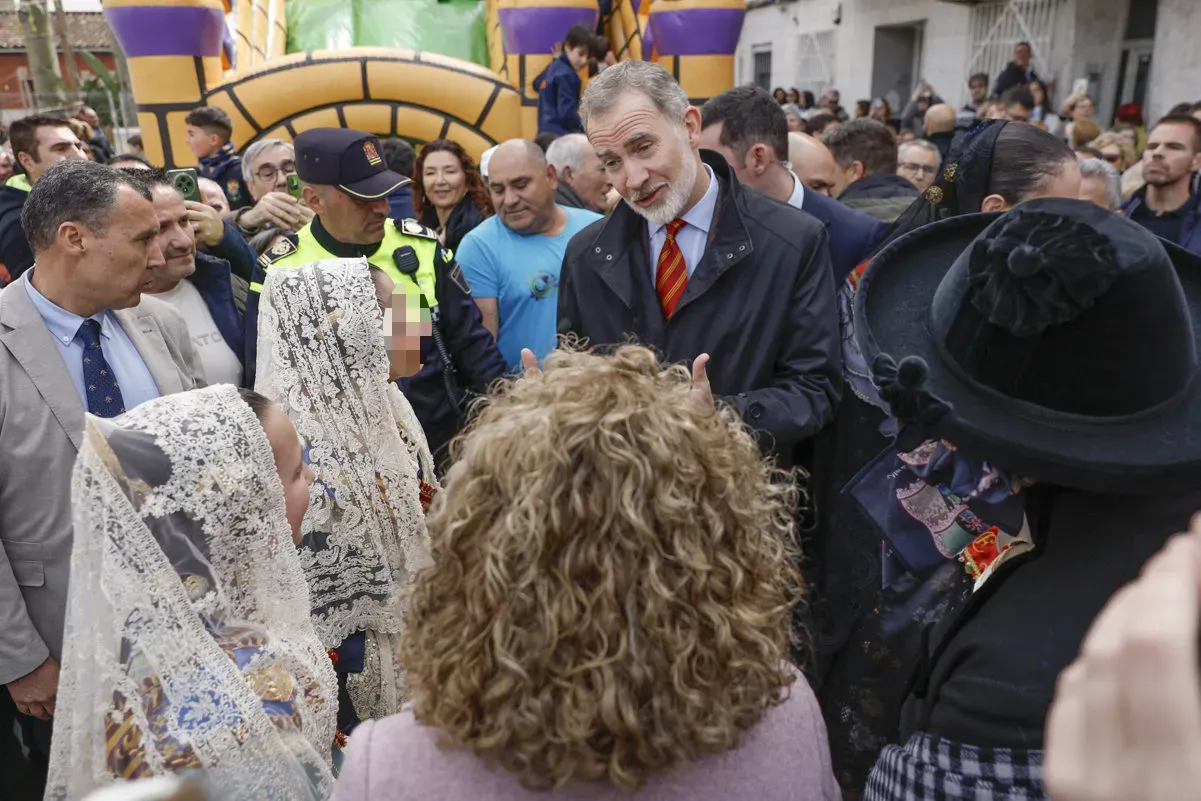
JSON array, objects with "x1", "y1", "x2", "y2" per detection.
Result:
[
  {"x1": 104, "y1": 0, "x2": 524, "y2": 167},
  {"x1": 103, "y1": 0, "x2": 745, "y2": 168}
]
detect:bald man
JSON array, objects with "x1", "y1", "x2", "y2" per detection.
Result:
[
  {"x1": 456, "y1": 138, "x2": 602, "y2": 368},
  {"x1": 788, "y1": 132, "x2": 839, "y2": 197},
  {"x1": 923, "y1": 102, "x2": 958, "y2": 161}
]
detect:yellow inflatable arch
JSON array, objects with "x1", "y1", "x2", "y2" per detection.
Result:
[
  {"x1": 103, "y1": 0, "x2": 744, "y2": 166},
  {"x1": 169, "y1": 48, "x2": 522, "y2": 165},
  {"x1": 105, "y1": 0, "x2": 530, "y2": 165}
]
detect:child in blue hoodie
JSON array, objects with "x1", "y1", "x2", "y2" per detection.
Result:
[
  {"x1": 185, "y1": 106, "x2": 251, "y2": 211},
  {"x1": 535, "y1": 25, "x2": 595, "y2": 136}
]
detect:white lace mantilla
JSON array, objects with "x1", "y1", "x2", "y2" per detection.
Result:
[
  {"x1": 255, "y1": 259, "x2": 435, "y2": 659},
  {"x1": 47, "y1": 385, "x2": 338, "y2": 801}
]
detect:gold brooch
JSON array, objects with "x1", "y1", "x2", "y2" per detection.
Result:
[
  {"x1": 182, "y1": 574, "x2": 211, "y2": 601},
  {"x1": 246, "y1": 664, "x2": 296, "y2": 703},
  {"x1": 943, "y1": 163, "x2": 957, "y2": 183},
  {"x1": 926, "y1": 185, "x2": 944, "y2": 205}
]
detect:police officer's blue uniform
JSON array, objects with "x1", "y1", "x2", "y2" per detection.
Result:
[{"x1": 243, "y1": 128, "x2": 505, "y2": 467}]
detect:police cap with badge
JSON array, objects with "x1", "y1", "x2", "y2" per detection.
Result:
[{"x1": 293, "y1": 128, "x2": 411, "y2": 200}]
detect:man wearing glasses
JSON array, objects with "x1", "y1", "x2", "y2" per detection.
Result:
[
  {"x1": 229, "y1": 138, "x2": 314, "y2": 239},
  {"x1": 897, "y1": 139, "x2": 941, "y2": 194}
]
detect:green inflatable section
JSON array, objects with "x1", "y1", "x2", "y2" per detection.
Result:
[{"x1": 285, "y1": 0, "x2": 489, "y2": 67}]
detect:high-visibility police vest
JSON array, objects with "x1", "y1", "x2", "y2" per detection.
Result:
[
  {"x1": 255, "y1": 218, "x2": 441, "y2": 308},
  {"x1": 6, "y1": 174, "x2": 31, "y2": 192}
]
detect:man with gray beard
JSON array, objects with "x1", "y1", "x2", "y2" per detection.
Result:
[{"x1": 556, "y1": 60, "x2": 841, "y2": 465}]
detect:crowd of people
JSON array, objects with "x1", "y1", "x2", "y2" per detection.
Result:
[{"x1": 1, "y1": 24, "x2": 1201, "y2": 801}]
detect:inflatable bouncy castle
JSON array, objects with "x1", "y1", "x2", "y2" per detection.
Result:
[{"x1": 103, "y1": 0, "x2": 746, "y2": 167}]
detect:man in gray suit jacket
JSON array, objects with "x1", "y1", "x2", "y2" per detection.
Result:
[{"x1": 0, "y1": 161, "x2": 204, "y2": 772}]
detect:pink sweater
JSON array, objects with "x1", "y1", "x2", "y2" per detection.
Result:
[{"x1": 330, "y1": 677, "x2": 841, "y2": 801}]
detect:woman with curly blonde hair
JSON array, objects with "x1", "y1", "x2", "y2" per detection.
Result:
[{"x1": 332, "y1": 345, "x2": 839, "y2": 800}]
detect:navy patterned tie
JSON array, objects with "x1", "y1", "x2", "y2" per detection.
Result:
[{"x1": 78, "y1": 319, "x2": 126, "y2": 418}]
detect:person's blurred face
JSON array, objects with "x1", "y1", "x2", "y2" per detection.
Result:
[
  {"x1": 421, "y1": 150, "x2": 468, "y2": 213},
  {"x1": 262, "y1": 404, "x2": 314, "y2": 546},
  {"x1": 79, "y1": 108, "x2": 101, "y2": 128},
  {"x1": 969, "y1": 79, "x2": 988, "y2": 104},
  {"x1": 897, "y1": 146, "x2": 939, "y2": 192},
  {"x1": 373, "y1": 271, "x2": 432, "y2": 380},
  {"x1": 785, "y1": 89, "x2": 799, "y2": 104},
  {"x1": 786, "y1": 113, "x2": 802, "y2": 132},
  {"x1": 145, "y1": 185, "x2": 196, "y2": 293},
  {"x1": 184, "y1": 125, "x2": 221, "y2": 160},
  {"x1": 305, "y1": 184, "x2": 390, "y2": 244},
  {"x1": 566, "y1": 44, "x2": 590, "y2": 71},
  {"x1": 562, "y1": 145, "x2": 610, "y2": 213},
  {"x1": 247, "y1": 143, "x2": 294, "y2": 201},
  {"x1": 698, "y1": 121, "x2": 759, "y2": 190},
  {"x1": 199, "y1": 178, "x2": 230, "y2": 214},
  {"x1": 1078, "y1": 175, "x2": 1113, "y2": 210},
  {"x1": 68, "y1": 186, "x2": 165, "y2": 310},
  {"x1": 1014, "y1": 43, "x2": 1031, "y2": 67},
  {"x1": 589, "y1": 91, "x2": 701, "y2": 226},
  {"x1": 1099, "y1": 144, "x2": 1125, "y2": 170},
  {"x1": 0, "y1": 150, "x2": 14, "y2": 183},
  {"x1": 789, "y1": 134, "x2": 838, "y2": 196},
  {"x1": 827, "y1": 92, "x2": 840, "y2": 110},
  {"x1": 1005, "y1": 103, "x2": 1032, "y2": 123},
  {"x1": 1142, "y1": 122, "x2": 1201, "y2": 188},
  {"x1": 1029, "y1": 82, "x2": 1047, "y2": 107},
  {"x1": 21, "y1": 125, "x2": 86, "y2": 183},
  {"x1": 1116, "y1": 128, "x2": 1138, "y2": 149},
  {"x1": 488, "y1": 145, "x2": 560, "y2": 235},
  {"x1": 870, "y1": 99, "x2": 888, "y2": 121},
  {"x1": 1074, "y1": 98, "x2": 1094, "y2": 120}
]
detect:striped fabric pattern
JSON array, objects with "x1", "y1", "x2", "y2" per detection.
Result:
[{"x1": 655, "y1": 218, "x2": 688, "y2": 318}]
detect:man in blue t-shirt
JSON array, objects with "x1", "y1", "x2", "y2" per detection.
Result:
[{"x1": 457, "y1": 139, "x2": 602, "y2": 369}]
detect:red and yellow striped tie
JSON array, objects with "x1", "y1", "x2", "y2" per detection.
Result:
[{"x1": 656, "y1": 218, "x2": 688, "y2": 318}]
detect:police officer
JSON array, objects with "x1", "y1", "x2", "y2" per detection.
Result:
[{"x1": 245, "y1": 128, "x2": 506, "y2": 468}]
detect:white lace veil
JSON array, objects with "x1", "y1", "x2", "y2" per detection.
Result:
[
  {"x1": 254, "y1": 258, "x2": 434, "y2": 649},
  {"x1": 47, "y1": 385, "x2": 337, "y2": 801}
]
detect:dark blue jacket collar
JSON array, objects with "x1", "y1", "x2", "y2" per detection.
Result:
[{"x1": 186, "y1": 252, "x2": 244, "y2": 360}]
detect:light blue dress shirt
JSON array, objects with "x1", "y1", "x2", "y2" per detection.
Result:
[
  {"x1": 648, "y1": 165, "x2": 719, "y2": 280},
  {"x1": 25, "y1": 275, "x2": 161, "y2": 413},
  {"x1": 787, "y1": 171, "x2": 806, "y2": 210}
]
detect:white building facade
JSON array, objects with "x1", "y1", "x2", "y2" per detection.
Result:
[{"x1": 736, "y1": 0, "x2": 1196, "y2": 127}]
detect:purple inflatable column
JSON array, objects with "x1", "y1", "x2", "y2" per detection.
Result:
[
  {"x1": 647, "y1": 0, "x2": 745, "y2": 105},
  {"x1": 496, "y1": 0, "x2": 599, "y2": 138},
  {"x1": 104, "y1": 0, "x2": 228, "y2": 166}
]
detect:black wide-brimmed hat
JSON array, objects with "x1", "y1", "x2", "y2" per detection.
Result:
[{"x1": 854, "y1": 197, "x2": 1201, "y2": 494}]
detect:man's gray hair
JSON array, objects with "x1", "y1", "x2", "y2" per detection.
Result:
[
  {"x1": 579, "y1": 60, "x2": 690, "y2": 131},
  {"x1": 22, "y1": 160, "x2": 152, "y2": 255},
  {"x1": 1077, "y1": 157, "x2": 1121, "y2": 210},
  {"x1": 545, "y1": 133, "x2": 589, "y2": 174},
  {"x1": 241, "y1": 137, "x2": 293, "y2": 182},
  {"x1": 898, "y1": 139, "x2": 943, "y2": 169}
]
